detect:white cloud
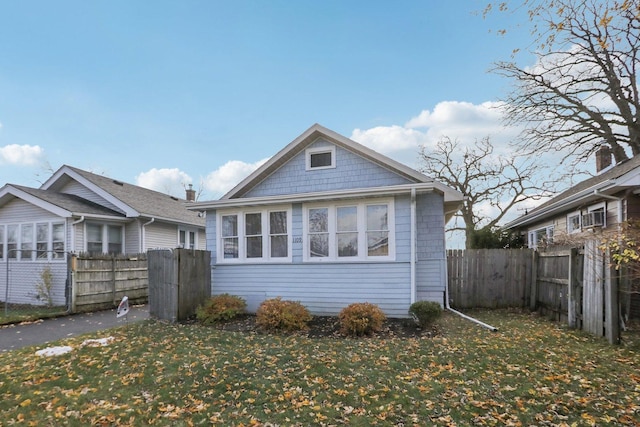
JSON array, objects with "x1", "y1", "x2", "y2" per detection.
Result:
[
  {"x1": 0, "y1": 144, "x2": 44, "y2": 165},
  {"x1": 350, "y1": 101, "x2": 521, "y2": 168},
  {"x1": 203, "y1": 158, "x2": 269, "y2": 197},
  {"x1": 135, "y1": 168, "x2": 192, "y2": 197}
]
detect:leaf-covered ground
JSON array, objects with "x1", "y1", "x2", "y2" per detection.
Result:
[{"x1": 1, "y1": 310, "x2": 639, "y2": 426}]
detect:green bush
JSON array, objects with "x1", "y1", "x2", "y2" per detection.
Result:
[
  {"x1": 256, "y1": 297, "x2": 312, "y2": 332},
  {"x1": 409, "y1": 300, "x2": 442, "y2": 328},
  {"x1": 196, "y1": 294, "x2": 247, "y2": 324},
  {"x1": 338, "y1": 302, "x2": 386, "y2": 337}
]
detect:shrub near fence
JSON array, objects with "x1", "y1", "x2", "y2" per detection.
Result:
[{"x1": 69, "y1": 253, "x2": 148, "y2": 313}]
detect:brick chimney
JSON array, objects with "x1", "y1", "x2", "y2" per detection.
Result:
[
  {"x1": 185, "y1": 184, "x2": 196, "y2": 202},
  {"x1": 595, "y1": 146, "x2": 612, "y2": 173}
]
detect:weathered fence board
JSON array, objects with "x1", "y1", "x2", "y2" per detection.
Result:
[
  {"x1": 447, "y1": 249, "x2": 533, "y2": 309},
  {"x1": 69, "y1": 254, "x2": 148, "y2": 313},
  {"x1": 148, "y1": 249, "x2": 211, "y2": 322}
]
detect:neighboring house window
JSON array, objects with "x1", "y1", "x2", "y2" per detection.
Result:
[
  {"x1": 567, "y1": 212, "x2": 581, "y2": 233},
  {"x1": 7, "y1": 225, "x2": 17, "y2": 259},
  {"x1": 1, "y1": 222, "x2": 65, "y2": 261},
  {"x1": 303, "y1": 199, "x2": 395, "y2": 262},
  {"x1": 217, "y1": 207, "x2": 291, "y2": 262},
  {"x1": 87, "y1": 223, "x2": 123, "y2": 254},
  {"x1": 528, "y1": 225, "x2": 554, "y2": 249},
  {"x1": 21, "y1": 224, "x2": 34, "y2": 261},
  {"x1": 582, "y1": 206, "x2": 606, "y2": 228},
  {"x1": 178, "y1": 229, "x2": 197, "y2": 250},
  {"x1": 306, "y1": 146, "x2": 336, "y2": 170}
]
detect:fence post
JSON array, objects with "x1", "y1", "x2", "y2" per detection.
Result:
[
  {"x1": 604, "y1": 248, "x2": 620, "y2": 344},
  {"x1": 529, "y1": 250, "x2": 539, "y2": 310},
  {"x1": 567, "y1": 248, "x2": 577, "y2": 328}
]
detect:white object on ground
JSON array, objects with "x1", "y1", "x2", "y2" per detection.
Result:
[
  {"x1": 81, "y1": 336, "x2": 115, "y2": 347},
  {"x1": 35, "y1": 346, "x2": 73, "y2": 357}
]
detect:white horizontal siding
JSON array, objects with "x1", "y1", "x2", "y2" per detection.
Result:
[
  {"x1": 0, "y1": 198, "x2": 61, "y2": 222},
  {"x1": 212, "y1": 263, "x2": 411, "y2": 317},
  {"x1": 145, "y1": 221, "x2": 177, "y2": 250},
  {"x1": 0, "y1": 261, "x2": 67, "y2": 306}
]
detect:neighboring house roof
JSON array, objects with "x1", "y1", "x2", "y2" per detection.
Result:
[
  {"x1": 41, "y1": 165, "x2": 205, "y2": 227},
  {"x1": 0, "y1": 185, "x2": 123, "y2": 218},
  {"x1": 191, "y1": 123, "x2": 463, "y2": 218},
  {"x1": 505, "y1": 155, "x2": 640, "y2": 229}
]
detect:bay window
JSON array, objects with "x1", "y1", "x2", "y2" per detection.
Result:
[
  {"x1": 303, "y1": 199, "x2": 394, "y2": 262},
  {"x1": 218, "y1": 207, "x2": 291, "y2": 262}
]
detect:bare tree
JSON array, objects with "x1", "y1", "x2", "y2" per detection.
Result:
[
  {"x1": 420, "y1": 136, "x2": 558, "y2": 248},
  {"x1": 489, "y1": 0, "x2": 640, "y2": 164}
]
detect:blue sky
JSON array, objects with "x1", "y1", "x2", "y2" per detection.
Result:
[{"x1": 0, "y1": 1, "x2": 535, "y2": 202}]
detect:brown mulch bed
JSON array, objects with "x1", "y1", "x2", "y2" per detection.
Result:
[{"x1": 202, "y1": 314, "x2": 440, "y2": 339}]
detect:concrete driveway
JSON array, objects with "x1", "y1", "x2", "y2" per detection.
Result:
[{"x1": 0, "y1": 304, "x2": 149, "y2": 352}]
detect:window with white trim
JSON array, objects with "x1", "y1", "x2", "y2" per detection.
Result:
[
  {"x1": 86, "y1": 223, "x2": 123, "y2": 255},
  {"x1": 303, "y1": 199, "x2": 395, "y2": 262},
  {"x1": 306, "y1": 146, "x2": 336, "y2": 170},
  {"x1": 528, "y1": 225, "x2": 554, "y2": 249},
  {"x1": 217, "y1": 207, "x2": 291, "y2": 262},
  {"x1": 567, "y1": 212, "x2": 581, "y2": 233},
  {"x1": 178, "y1": 228, "x2": 197, "y2": 249},
  {"x1": 0, "y1": 222, "x2": 65, "y2": 261}
]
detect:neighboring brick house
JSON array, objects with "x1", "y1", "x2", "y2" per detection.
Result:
[
  {"x1": 188, "y1": 124, "x2": 463, "y2": 317},
  {"x1": 0, "y1": 165, "x2": 205, "y2": 306}
]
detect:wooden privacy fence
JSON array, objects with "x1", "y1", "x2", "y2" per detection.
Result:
[
  {"x1": 68, "y1": 253, "x2": 148, "y2": 313},
  {"x1": 447, "y1": 249, "x2": 534, "y2": 309},
  {"x1": 447, "y1": 244, "x2": 621, "y2": 344},
  {"x1": 148, "y1": 249, "x2": 211, "y2": 322}
]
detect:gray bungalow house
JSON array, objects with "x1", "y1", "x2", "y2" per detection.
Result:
[
  {"x1": 0, "y1": 165, "x2": 205, "y2": 306},
  {"x1": 189, "y1": 124, "x2": 463, "y2": 317}
]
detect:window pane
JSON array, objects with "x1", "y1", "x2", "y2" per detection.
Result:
[
  {"x1": 0, "y1": 225, "x2": 4, "y2": 259},
  {"x1": 310, "y1": 151, "x2": 332, "y2": 168},
  {"x1": 338, "y1": 232, "x2": 358, "y2": 257},
  {"x1": 87, "y1": 224, "x2": 102, "y2": 243},
  {"x1": 270, "y1": 211, "x2": 287, "y2": 234},
  {"x1": 222, "y1": 215, "x2": 238, "y2": 237},
  {"x1": 246, "y1": 236, "x2": 263, "y2": 258},
  {"x1": 270, "y1": 235, "x2": 288, "y2": 258},
  {"x1": 189, "y1": 231, "x2": 195, "y2": 250},
  {"x1": 52, "y1": 224, "x2": 64, "y2": 259},
  {"x1": 179, "y1": 230, "x2": 186, "y2": 247},
  {"x1": 367, "y1": 205, "x2": 388, "y2": 231},
  {"x1": 223, "y1": 238, "x2": 239, "y2": 258},
  {"x1": 310, "y1": 234, "x2": 329, "y2": 257},
  {"x1": 337, "y1": 206, "x2": 357, "y2": 231},
  {"x1": 21, "y1": 224, "x2": 34, "y2": 260},
  {"x1": 36, "y1": 223, "x2": 49, "y2": 259},
  {"x1": 245, "y1": 213, "x2": 262, "y2": 236},
  {"x1": 108, "y1": 226, "x2": 123, "y2": 254},
  {"x1": 7, "y1": 225, "x2": 18, "y2": 259},
  {"x1": 309, "y1": 208, "x2": 328, "y2": 232},
  {"x1": 367, "y1": 231, "x2": 389, "y2": 256}
]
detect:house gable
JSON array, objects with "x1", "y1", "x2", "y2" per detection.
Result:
[{"x1": 243, "y1": 138, "x2": 415, "y2": 198}]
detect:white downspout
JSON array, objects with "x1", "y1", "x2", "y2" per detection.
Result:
[
  {"x1": 70, "y1": 216, "x2": 85, "y2": 253},
  {"x1": 410, "y1": 188, "x2": 417, "y2": 304},
  {"x1": 141, "y1": 218, "x2": 155, "y2": 251}
]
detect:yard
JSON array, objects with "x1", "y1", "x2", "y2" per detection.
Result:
[{"x1": 0, "y1": 310, "x2": 639, "y2": 426}]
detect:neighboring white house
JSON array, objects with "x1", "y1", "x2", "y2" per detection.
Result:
[
  {"x1": 189, "y1": 124, "x2": 463, "y2": 317},
  {"x1": 0, "y1": 165, "x2": 205, "y2": 306}
]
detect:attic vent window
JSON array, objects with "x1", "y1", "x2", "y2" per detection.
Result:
[
  {"x1": 113, "y1": 180, "x2": 124, "y2": 186},
  {"x1": 306, "y1": 146, "x2": 336, "y2": 171}
]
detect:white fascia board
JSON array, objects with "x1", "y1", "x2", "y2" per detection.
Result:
[
  {"x1": 0, "y1": 186, "x2": 72, "y2": 217},
  {"x1": 189, "y1": 183, "x2": 449, "y2": 211},
  {"x1": 43, "y1": 166, "x2": 139, "y2": 217}
]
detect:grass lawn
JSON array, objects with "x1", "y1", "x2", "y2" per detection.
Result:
[{"x1": 1, "y1": 310, "x2": 639, "y2": 426}]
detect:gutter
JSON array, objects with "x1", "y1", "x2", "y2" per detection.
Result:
[
  {"x1": 70, "y1": 216, "x2": 85, "y2": 253},
  {"x1": 141, "y1": 218, "x2": 155, "y2": 250},
  {"x1": 410, "y1": 188, "x2": 416, "y2": 304}
]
